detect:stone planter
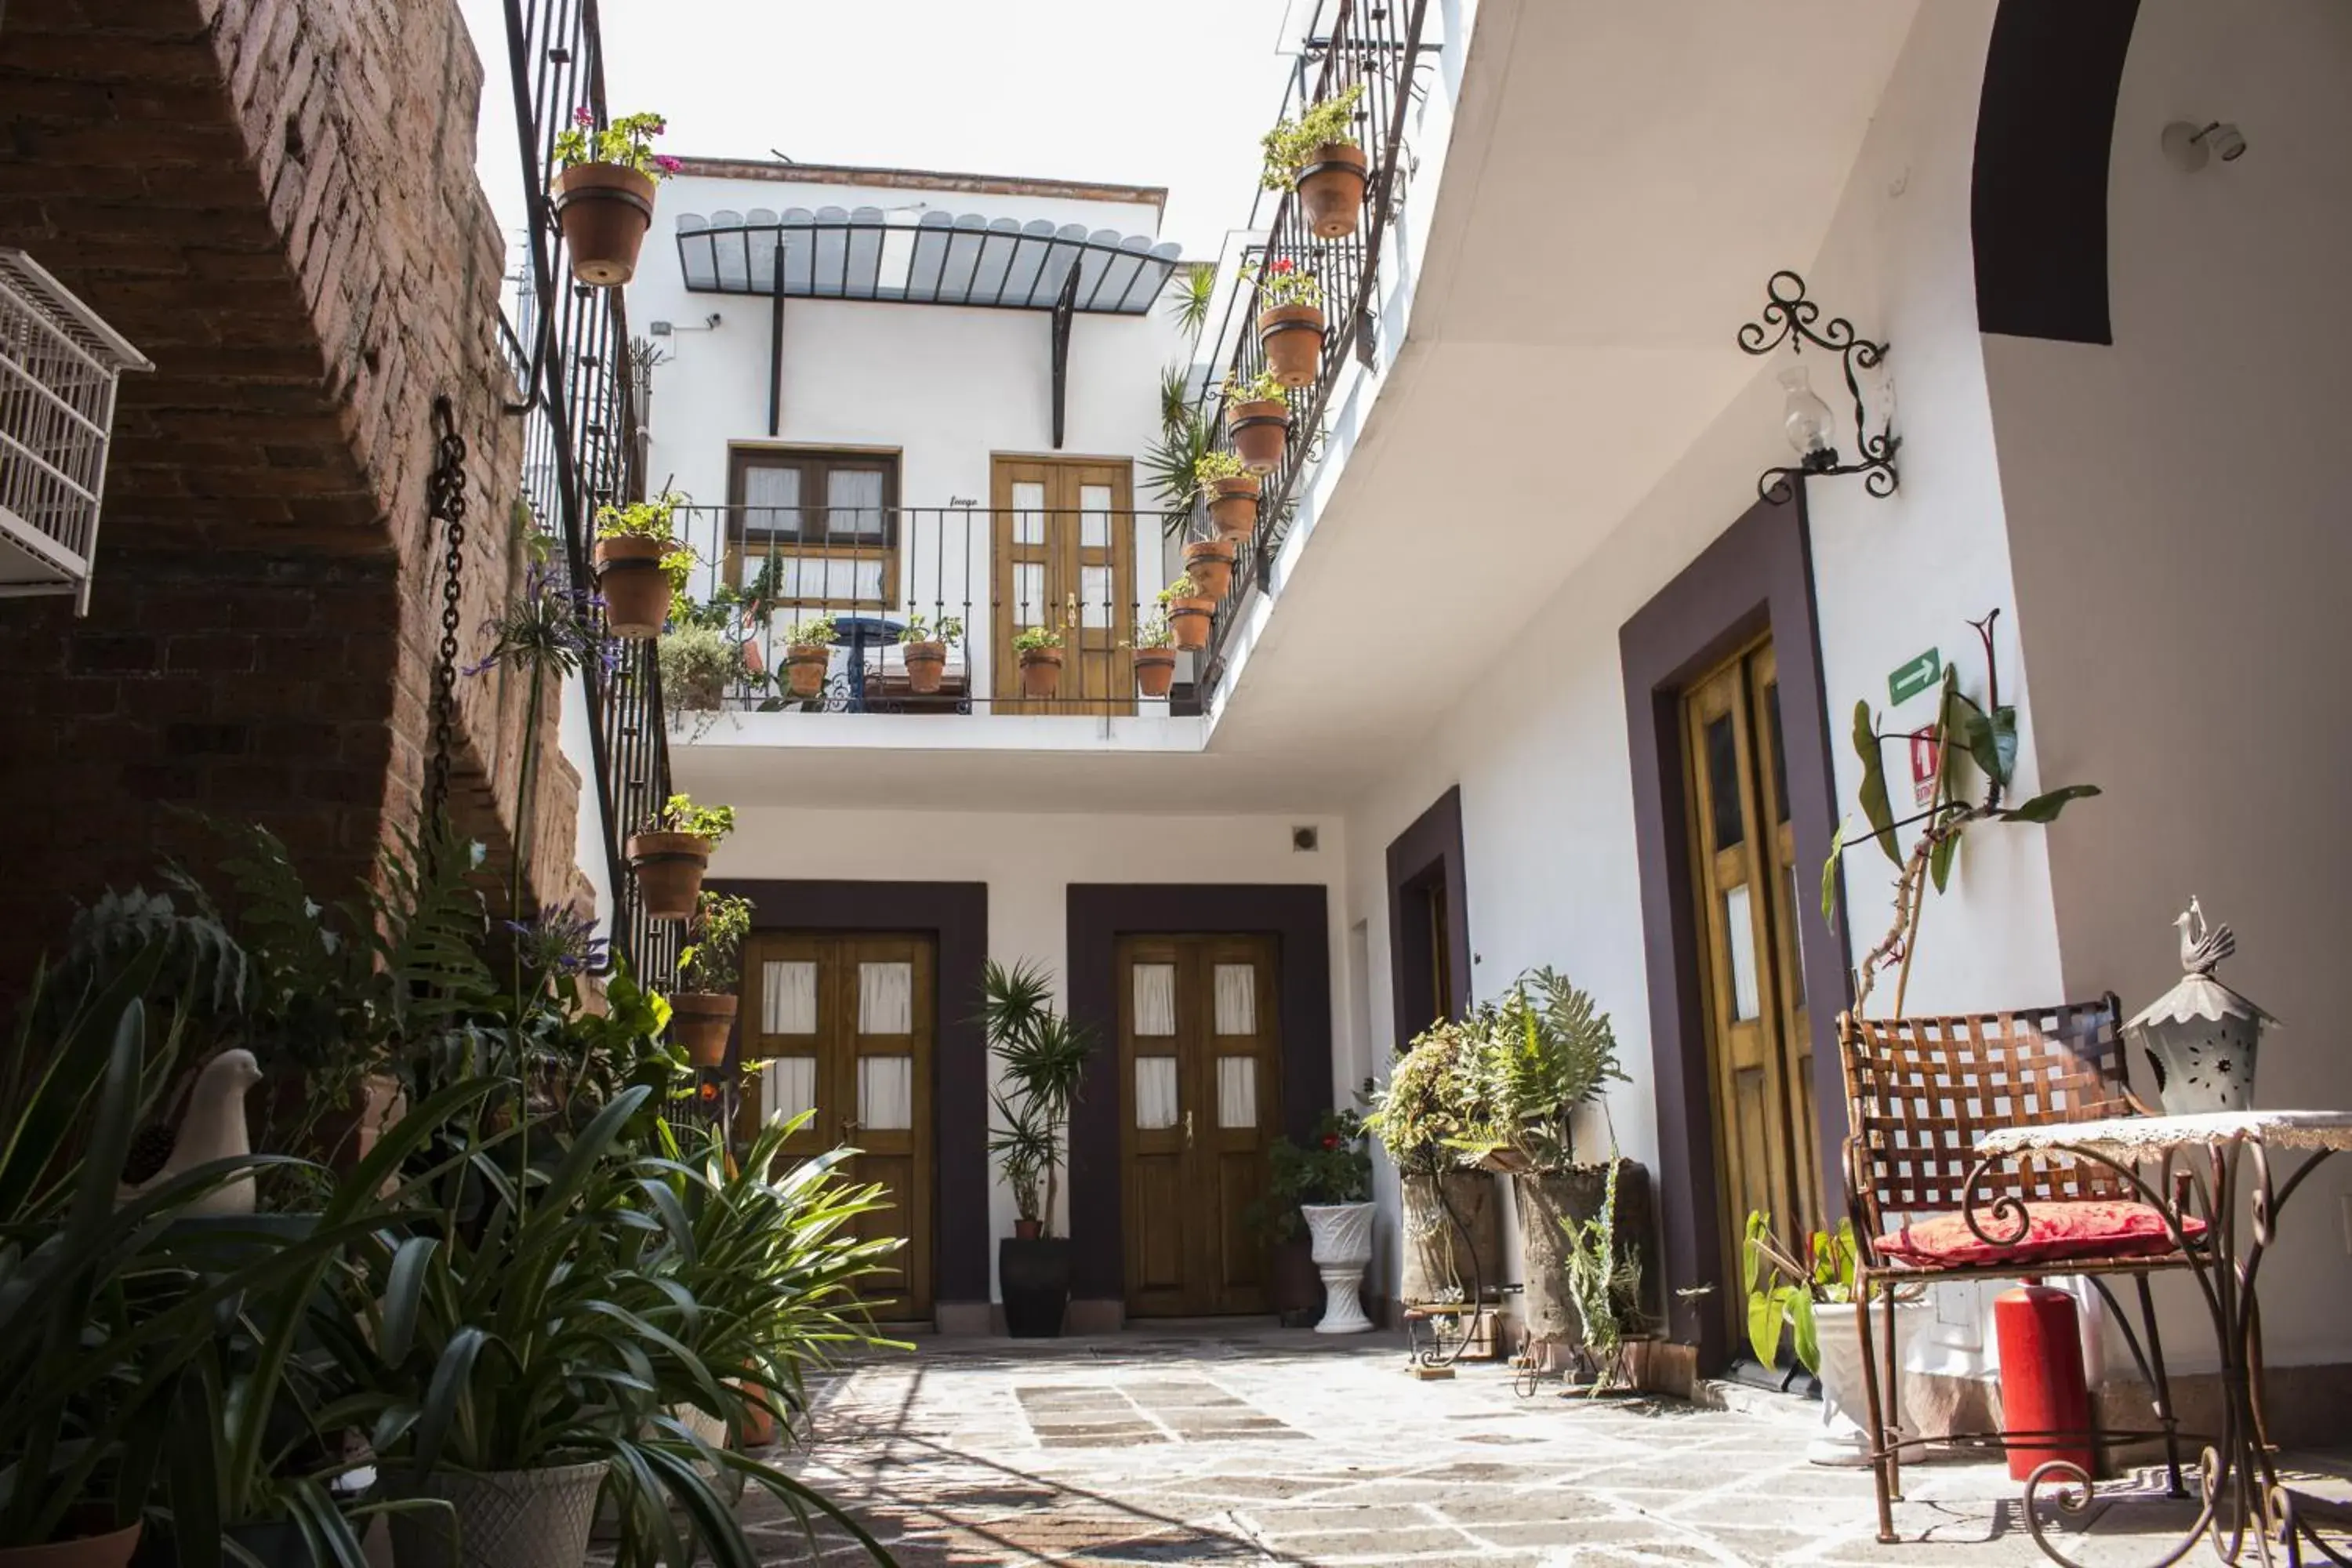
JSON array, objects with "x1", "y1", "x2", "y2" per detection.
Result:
[
  {"x1": 591, "y1": 535, "x2": 672, "y2": 638},
  {"x1": 1296, "y1": 142, "x2": 1368, "y2": 238},
  {"x1": 1809, "y1": 1300, "x2": 1932, "y2": 1467},
  {"x1": 385, "y1": 1461, "x2": 608, "y2": 1568},
  {"x1": 1301, "y1": 1202, "x2": 1376, "y2": 1334},
  {"x1": 1399, "y1": 1172, "x2": 1501, "y2": 1306},
  {"x1": 1134, "y1": 648, "x2": 1176, "y2": 699},
  {"x1": 1513, "y1": 1162, "x2": 1655, "y2": 1356},
  {"x1": 553, "y1": 162, "x2": 656, "y2": 287}
]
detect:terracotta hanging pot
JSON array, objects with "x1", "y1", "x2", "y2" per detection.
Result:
[
  {"x1": 1227, "y1": 401, "x2": 1290, "y2": 475},
  {"x1": 901, "y1": 641, "x2": 947, "y2": 694},
  {"x1": 670, "y1": 993, "x2": 738, "y2": 1068},
  {"x1": 1182, "y1": 539, "x2": 1236, "y2": 602},
  {"x1": 1134, "y1": 648, "x2": 1176, "y2": 699},
  {"x1": 0, "y1": 1524, "x2": 143, "y2": 1568},
  {"x1": 627, "y1": 830, "x2": 712, "y2": 921},
  {"x1": 593, "y1": 535, "x2": 673, "y2": 638},
  {"x1": 1019, "y1": 647, "x2": 1064, "y2": 699},
  {"x1": 1206, "y1": 477, "x2": 1261, "y2": 539},
  {"x1": 1297, "y1": 143, "x2": 1369, "y2": 238},
  {"x1": 783, "y1": 642, "x2": 830, "y2": 699},
  {"x1": 1258, "y1": 304, "x2": 1327, "y2": 388},
  {"x1": 1167, "y1": 596, "x2": 1215, "y2": 652},
  {"x1": 553, "y1": 162, "x2": 656, "y2": 287}
]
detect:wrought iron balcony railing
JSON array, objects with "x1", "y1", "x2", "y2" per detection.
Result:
[
  {"x1": 1189, "y1": 0, "x2": 1432, "y2": 700},
  {"x1": 663, "y1": 503, "x2": 1201, "y2": 717}
]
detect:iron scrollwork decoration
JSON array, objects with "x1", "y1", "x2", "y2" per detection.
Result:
[{"x1": 1737, "y1": 270, "x2": 1900, "y2": 504}]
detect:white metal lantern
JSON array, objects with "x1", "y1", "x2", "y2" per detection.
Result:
[
  {"x1": 2123, "y1": 897, "x2": 2276, "y2": 1114},
  {"x1": 0, "y1": 249, "x2": 154, "y2": 615}
]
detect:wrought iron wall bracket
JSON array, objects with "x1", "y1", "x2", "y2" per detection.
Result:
[
  {"x1": 1737, "y1": 270, "x2": 1900, "y2": 504},
  {"x1": 1048, "y1": 263, "x2": 1078, "y2": 451}
]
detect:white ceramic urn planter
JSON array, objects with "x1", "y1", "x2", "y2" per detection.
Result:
[
  {"x1": 1299, "y1": 1202, "x2": 1376, "y2": 1334},
  {"x1": 1809, "y1": 1300, "x2": 1931, "y2": 1466}
]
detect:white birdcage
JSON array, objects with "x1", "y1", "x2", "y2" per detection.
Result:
[{"x1": 0, "y1": 248, "x2": 153, "y2": 615}]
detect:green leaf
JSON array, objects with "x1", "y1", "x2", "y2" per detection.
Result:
[
  {"x1": 1995, "y1": 784, "x2": 2102, "y2": 823},
  {"x1": 1789, "y1": 1290, "x2": 1821, "y2": 1375},
  {"x1": 1852, "y1": 702, "x2": 1900, "y2": 866},
  {"x1": 165, "y1": 1363, "x2": 224, "y2": 1568},
  {"x1": 1929, "y1": 822, "x2": 1958, "y2": 894},
  {"x1": 379, "y1": 1236, "x2": 441, "y2": 1367},
  {"x1": 1984, "y1": 706, "x2": 2020, "y2": 786},
  {"x1": 1820, "y1": 821, "x2": 1848, "y2": 925},
  {"x1": 1748, "y1": 1282, "x2": 1795, "y2": 1369}
]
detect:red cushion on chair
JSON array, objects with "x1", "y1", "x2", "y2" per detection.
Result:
[{"x1": 1875, "y1": 1200, "x2": 2204, "y2": 1268}]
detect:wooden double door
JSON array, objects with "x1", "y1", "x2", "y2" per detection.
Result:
[
  {"x1": 1682, "y1": 636, "x2": 1822, "y2": 1335},
  {"x1": 1116, "y1": 935, "x2": 1281, "y2": 1318},
  {"x1": 738, "y1": 933, "x2": 935, "y2": 1321},
  {"x1": 991, "y1": 455, "x2": 1135, "y2": 714}
]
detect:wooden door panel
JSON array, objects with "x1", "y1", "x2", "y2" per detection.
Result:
[{"x1": 990, "y1": 456, "x2": 1134, "y2": 716}]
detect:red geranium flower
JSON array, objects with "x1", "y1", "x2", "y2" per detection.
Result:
[
  {"x1": 1271, "y1": 258, "x2": 1295, "y2": 274},
  {"x1": 1320, "y1": 1133, "x2": 1340, "y2": 1151}
]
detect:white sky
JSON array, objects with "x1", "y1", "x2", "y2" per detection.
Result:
[{"x1": 456, "y1": 0, "x2": 1306, "y2": 263}]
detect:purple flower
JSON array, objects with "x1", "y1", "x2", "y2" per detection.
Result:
[
  {"x1": 467, "y1": 563, "x2": 619, "y2": 679},
  {"x1": 573, "y1": 106, "x2": 595, "y2": 128},
  {"x1": 506, "y1": 902, "x2": 610, "y2": 975},
  {"x1": 653, "y1": 154, "x2": 683, "y2": 174}
]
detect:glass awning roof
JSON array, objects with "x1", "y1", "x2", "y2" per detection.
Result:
[{"x1": 673, "y1": 208, "x2": 1181, "y2": 314}]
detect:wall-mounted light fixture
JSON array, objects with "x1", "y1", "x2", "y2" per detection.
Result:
[
  {"x1": 2161, "y1": 120, "x2": 2248, "y2": 172},
  {"x1": 1737, "y1": 270, "x2": 1899, "y2": 504}
]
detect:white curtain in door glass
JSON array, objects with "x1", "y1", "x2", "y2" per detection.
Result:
[
  {"x1": 1080, "y1": 564, "x2": 1112, "y2": 627},
  {"x1": 858, "y1": 1057, "x2": 913, "y2": 1131},
  {"x1": 1012, "y1": 481, "x2": 1045, "y2": 545},
  {"x1": 858, "y1": 962, "x2": 913, "y2": 1035},
  {"x1": 1217, "y1": 1057, "x2": 1258, "y2": 1128},
  {"x1": 1013, "y1": 562, "x2": 1045, "y2": 627},
  {"x1": 1131, "y1": 964, "x2": 1176, "y2": 1036},
  {"x1": 761, "y1": 961, "x2": 818, "y2": 1034},
  {"x1": 1213, "y1": 964, "x2": 1257, "y2": 1035},
  {"x1": 1724, "y1": 884, "x2": 1762, "y2": 1022},
  {"x1": 826, "y1": 468, "x2": 884, "y2": 540},
  {"x1": 759, "y1": 1057, "x2": 817, "y2": 1125},
  {"x1": 1134, "y1": 1058, "x2": 1178, "y2": 1129},
  {"x1": 1079, "y1": 484, "x2": 1112, "y2": 548}
]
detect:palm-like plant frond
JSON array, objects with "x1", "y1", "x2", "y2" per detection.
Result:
[
  {"x1": 1163, "y1": 261, "x2": 1216, "y2": 339},
  {"x1": 1141, "y1": 404, "x2": 1214, "y2": 535}
]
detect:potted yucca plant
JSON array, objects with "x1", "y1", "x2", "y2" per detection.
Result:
[
  {"x1": 591, "y1": 494, "x2": 689, "y2": 639},
  {"x1": 1223, "y1": 368, "x2": 1290, "y2": 474},
  {"x1": 1261, "y1": 82, "x2": 1368, "y2": 239},
  {"x1": 1131, "y1": 612, "x2": 1178, "y2": 699},
  {"x1": 897, "y1": 612, "x2": 963, "y2": 695},
  {"x1": 1182, "y1": 536, "x2": 1237, "y2": 603},
  {"x1": 1160, "y1": 574, "x2": 1215, "y2": 652},
  {"x1": 626, "y1": 793, "x2": 735, "y2": 922},
  {"x1": 1013, "y1": 625, "x2": 1065, "y2": 699},
  {"x1": 1196, "y1": 450, "x2": 1260, "y2": 539},
  {"x1": 1255, "y1": 260, "x2": 1326, "y2": 388},
  {"x1": 550, "y1": 109, "x2": 683, "y2": 286},
  {"x1": 670, "y1": 891, "x2": 751, "y2": 1069},
  {"x1": 781, "y1": 614, "x2": 838, "y2": 700},
  {"x1": 982, "y1": 961, "x2": 1094, "y2": 1338}
]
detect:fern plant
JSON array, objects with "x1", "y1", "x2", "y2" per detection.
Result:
[
  {"x1": 1561, "y1": 1154, "x2": 1647, "y2": 1382},
  {"x1": 1480, "y1": 968, "x2": 1628, "y2": 1174}
]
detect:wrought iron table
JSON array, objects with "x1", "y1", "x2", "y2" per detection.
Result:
[
  {"x1": 825, "y1": 615, "x2": 905, "y2": 713},
  {"x1": 1970, "y1": 1110, "x2": 2352, "y2": 1566}
]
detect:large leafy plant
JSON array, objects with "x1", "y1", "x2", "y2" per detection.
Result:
[
  {"x1": 1822, "y1": 609, "x2": 2099, "y2": 1014},
  {"x1": 1250, "y1": 1109, "x2": 1373, "y2": 1244},
  {"x1": 677, "y1": 891, "x2": 753, "y2": 994},
  {"x1": 981, "y1": 960, "x2": 1093, "y2": 1236},
  {"x1": 1363, "y1": 1014, "x2": 1504, "y2": 1176},
  {"x1": 1260, "y1": 82, "x2": 1366, "y2": 187},
  {"x1": 1474, "y1": 969, "x2": 1628, "y2": 1174},
  {"x1": 1742, "y1": 1210, "x2": 1860, "y2": 1376}
]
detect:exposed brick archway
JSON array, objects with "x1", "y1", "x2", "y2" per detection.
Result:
[{"x1": 0, "y1": 0, "x2": 586, "y2": 991}]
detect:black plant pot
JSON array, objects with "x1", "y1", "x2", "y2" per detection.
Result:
[
  {"x1": 1000, "y1": 1236, "x2": 1073, "y2": 1338},
  {"x1": 135, "y1": 1519, "x2": 325, "y2": 1568},
  {"x1": 1269, "y1": 1235, "x2": 1324, "y2": 1327}
]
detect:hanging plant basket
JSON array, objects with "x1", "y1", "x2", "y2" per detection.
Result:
[
  {"x1": 670, "y1": 992, "x2": 738, "y2": 1068},
  {"x1": 1167, "y1": 595, "x2": 1215, "y2": 652},
  {"x1": 902, "y1": 640, "x2": 947, "y2": 694},
  {"x1": 627, "y1": 830, "x2": 713, "y2": 920},
  {"x1": 1227, "y1": 401, "x2": 1290, "y2": 474},
  {"x1": 1183, "y1": 539, "x2": 1236, "y2": 602},
  {"x1": 1134, "y1": 648, "x2": 1177, "y2": 699},
  {"x1": 593, "y1": 535, "x2": 673, "y2": 638},
  {"x1": 1206, "y1": 477, "x2": 1261, "y2": 539},
  {"x1": 1297, "y1": 143, "x2": 1369, "y2": 238},
  {"x1": 783, "y1": 642, "x2": 830, "y2": 699},
  {"x1": 553, "y1": 163, "x2": 657, "y2": 288},
  {"x1": 1258, "y1": 304, "x2": 1327, "y2": 388},
  {"x1": 1019, "y1": 647, "x2": 1064, "y2": 699}
]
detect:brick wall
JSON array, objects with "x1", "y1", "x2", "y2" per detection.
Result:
[{"x1": 0, "y1": 0, "x2": 592, "y2": 992}]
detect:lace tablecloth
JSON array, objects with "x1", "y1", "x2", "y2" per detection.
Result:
[{"x1": 1978, "y1": 1109, "x2": 2352, "y2": 1161}]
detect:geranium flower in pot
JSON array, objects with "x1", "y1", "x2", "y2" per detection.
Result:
[
  {"x1": 1223, "y1": 368, "x2": 1290, "y2": 475},
  {"x1": 1262, "y1": 82, "x2": 1368, "y2": 239},
  {"x1": 1182, "y1": 536, "x2": 1237, "y2": 603},
  {"x1": 670, "y1": 891, "x2": 751, "y2": 1069},
  {"x1": 1195, "y1": 449, "x2": 1260, "y2": 539},
  {"x1": 897, "y1": 612, "x2": 963, "y2": 695},
  {"x1": 550, "y1": 108, "x2": 683, "y2": 287},
  {"x1": 1254, "y1": 260, "x2": 1327, "y2": 388},
  {"x1": 1129, "y1": 612, "x2": 1178, "y2": 699},
  {"x1": 1159, "y1": 574, "x2": 1215, "y2": 652},
  {"x1": 626, "y1": 793, "x2": 735, "y2": 922},
  {"x1": 1013, "y1": 624, "x2": 1065, "y2": 699},
  {"x1": 983, "y1": 960, "x2": 1095, "y2": 1337},
  {"x1": 782, "y1": 614, "x2": 839, "y2": 699},
  {"x1": 591, "y1": 492, "x2": 689, "y2": 638}
]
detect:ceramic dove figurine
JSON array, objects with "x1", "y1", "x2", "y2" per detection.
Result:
[
  {"x1": 2175, "y1": 895, "x2": 2237, "y2": 975},
  {"x1": 2127, "y1": 899, "x2": 2274, "y2": 1114},
  {"x1": 116, "y1": 1047, "x2": 264, "y2": 1216}
]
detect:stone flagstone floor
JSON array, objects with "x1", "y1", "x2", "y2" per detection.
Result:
[{"x1": 723, "y1": 1326, "x2": 2351, "y2": 1566}]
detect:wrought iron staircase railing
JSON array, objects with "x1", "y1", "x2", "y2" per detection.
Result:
[
  {"x1": 1193, "y1": 0, "x2": 1432, "y2": 700},
  {"x1": 498, "y1": 0, "x2": 678, "y2": 989}
]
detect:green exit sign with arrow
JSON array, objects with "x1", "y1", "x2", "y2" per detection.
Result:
[{"x1": 1888, "y1": 648, "x2": 1940, "y2": 706}]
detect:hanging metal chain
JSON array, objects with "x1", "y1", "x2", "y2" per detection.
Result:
[{"x1": 425, "y1": 395, "x2": 469, "y2": 824}]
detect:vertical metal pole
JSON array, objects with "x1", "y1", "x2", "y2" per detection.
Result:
[{"x1": 768, "y1": 249, "x2": 786, "y2": 437}]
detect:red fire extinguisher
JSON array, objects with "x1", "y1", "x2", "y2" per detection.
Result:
[{"x1": 1994, "y1": 1283, "x2": 2096, "y2": 1480}]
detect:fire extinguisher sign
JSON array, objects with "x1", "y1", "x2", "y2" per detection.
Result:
[{"x1": 1911, "y1": 728, "x2": 1941, "y2": 808}]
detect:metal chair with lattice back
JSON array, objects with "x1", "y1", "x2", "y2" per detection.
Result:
[{"x1": 1837, "y1": 996, "x2": 2190, "y2": 1544}]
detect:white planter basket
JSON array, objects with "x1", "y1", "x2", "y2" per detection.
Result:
[
  {"x1": 0, "y1": 249, "x2": 151, "y2": 615},
  {"x1": 1301, "y1": 1202, "x2": 1376, "y2": 1334}
]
